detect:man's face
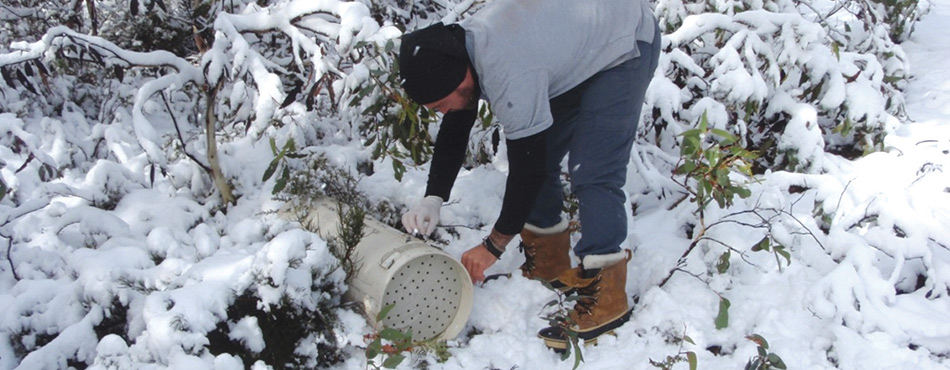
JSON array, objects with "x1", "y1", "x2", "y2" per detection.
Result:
[{"x1": 423, "y1": 68, "x2": 478, "y2": 114}]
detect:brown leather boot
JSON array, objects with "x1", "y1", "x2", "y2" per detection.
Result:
[
  {"x1": 519, "y1": 220, "x2": 573, "y2": 284},
  {"x1": 538, "y1": 249, "x2": 633, "y2": 350}
]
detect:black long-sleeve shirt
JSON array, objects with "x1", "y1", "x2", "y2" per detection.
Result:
[{"x1": 424, "y1": 109, "x2": 547, "y2": 236}]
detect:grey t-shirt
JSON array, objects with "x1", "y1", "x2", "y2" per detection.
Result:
[{"x1": 461, "y1": 0, "x2": 657, "y2": 140}]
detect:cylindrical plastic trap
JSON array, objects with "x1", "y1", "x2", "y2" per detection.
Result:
[{"x1": 288, "y1": 199, "x2": 472, "y2": 341}]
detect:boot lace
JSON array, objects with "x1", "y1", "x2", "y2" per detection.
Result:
[
  {"x1": 573, "y1": 275, "x2": 602, "y2": 316},
  {"x1": 519, "y1": 242, "x2": 536, "y2": 273}
]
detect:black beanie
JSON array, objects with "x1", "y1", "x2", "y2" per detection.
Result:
[{"x1": 399, "y1": 23, "x2": 470, "y2": 105}]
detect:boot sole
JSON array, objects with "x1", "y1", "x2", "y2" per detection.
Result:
[
  {"x1": 542, "y1": 330, "x2": 612, "y2": 351},
  {"x1": 538, "y1": 308, "x2": 633, "y2": 350}
]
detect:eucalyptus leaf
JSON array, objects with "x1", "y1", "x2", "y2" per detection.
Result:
[
  {"x1": 768, "y1": 353, "x2": 787, "y2": 369},
  {"x1": 262, "y1": 159, "x2": 280, "y2": 182},
  {"x1": 382, "y1": 354, "x2": 406, "y2": 368},
  {"x1": 377, "y1": 303, "x2": 396, "y2": 321},
  {"x1": 715, "y1": 297, "x2": 730, "y2": 329}
]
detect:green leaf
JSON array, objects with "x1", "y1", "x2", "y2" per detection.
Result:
[
  {"x1": 560, "y1": 343, "x2": 572, "y2": 361},
  {"x1": 716, "y1": 250, "x2": 731, "y2": 274},
  {"x1": 272, "y1": 166, "x2": 289, "y2": 194},
  {"x1": 768, "y1": 353, "x2": 787, "y2": 369},
  {"x1": 704, "y1": 148, "x2": 721, "y2": 166},
  {"x1": 746, "y1": 358, "x2": 762, "y2": 370},
  {"x1": 571, "y1": 337, "x2": 584, "y2": 370},
  {"x1": 775, "y1": 246, "x2": 792, "y2": 266},
  {"x1": 392, "y1": 159, "x2": 406, "y2": 182},
  {"x1": 683, "y1": 335, "x2": 696, "y2": 345},
  {"x1": 751, "y1": 236, "x2": 770, "y2": 252},
  {"x1": 379, "y1": 327, "x2": 409, "y2": 341},
  {"x1": 711, "y1": 128, "x2": 738, "y2": 144},
  {"x1": 269, "y1": 136, "x2": 278, "y2": 155},
  {"x1": 0, "y1": 178, "x2": 6, "y2": 202},
  {"x1": 699, "y1": 110, "x2": 709, "y2": 131},
  {"x1": 364, "y1": 134, "x2": 377, "y2": 147},
  {"x1": 366, "y1": 338, "x2": 381, "y2": 359},
  {"x1": 383, "y1": 354, "x2": 406, "y2": 368},
  {"x1": 681, "y1": 135, "x2": 701, "y2": 157},
  {"x1": 715, "y1": 297, "x2": 730, "y2": 329},
  {"x1": 687, "y1": 351, "x2": 698, "y2": 370},
  {"x1": 377, "y1": 303, "x2": 396, "y2": 321},
  {"x1": 285, "y1": 138, "x2": 296, "y2": 152},
  {"x1": 262, "y1": 159, "x2": 280, "y2": 182},
  {"x1": 736, "y1": 187, "x2": 752, "y2": 199},
  {"x1": 565, "y1": 295, "x2": 591, "y2": 303},
  {"x1": 701, "y1": 180, "x2": 713, "y2": 199},
  {"x1": 680, "y1": 128, "x2": 702, "y2": 138},
  {"x1": 676, "y1": 160, "x2": 698, "y2": 175},
  {"x1": 747, "y1": 334, "x2": 769, "y2": 349}
]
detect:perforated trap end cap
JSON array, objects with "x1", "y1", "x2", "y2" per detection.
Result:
[{"x1": 381, "y1": 253, "x2": 466, "y2": 340}]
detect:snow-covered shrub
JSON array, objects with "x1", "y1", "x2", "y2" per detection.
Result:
[
  {"x1": 0, "y1": 1, "x2": 77, "y2": 48},
  {"x1": 1, "y1": 0, "x2": 394, "y2": 188},
  {"x1": 0, "y1": 1, "x2": 398, "y2": 368},
  {"x1": 343, "y1": 39, "x2": 438, "y2": 181},
  {"x1": 0, "y1": 0, "x2": 195, "y2": 56},
  {"x1": 868, "y1": 0, "x2": 929, "y2": 42},
  {"x1": 204, "y1": 264, "x2": 347, "y2": 368},
  {"x1": 649, "y1": 0, "x2": 909, "y2": 175}
]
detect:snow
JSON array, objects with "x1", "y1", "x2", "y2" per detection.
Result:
[{"x1": 2, "y1": 0, "x2": 950, "y2": 369}]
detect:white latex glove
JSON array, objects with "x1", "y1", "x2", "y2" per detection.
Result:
[{"x1": 402, "y1": 195, "x2": 443, "y2": 236}]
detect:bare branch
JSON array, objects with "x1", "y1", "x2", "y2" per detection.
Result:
[
  {"x1": 162, "y1": 92, "x2": 212, "y2": 173},
  {"x1": 1, "y1": 231, "x2": 16, "y2": 281}
]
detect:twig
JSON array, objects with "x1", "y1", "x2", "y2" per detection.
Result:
[
  {"x1": 697, "y1": 235, "x2": 757, "y2": 266},
  {"x1": 930, "y1": 238, "x2": 950, "y2": 252},
  {"x1": 437, "y1": 223, "x2": 481, "y2": 230},
  {"x1": 162, "y1": 92, "x2": 212, "y2": 173},
  {"x1": 833, "y1": 178, "x2": 854, "y2": 216},
  {"x1": 774, "y1": 208, "x2": 826, "y2": 251},
  {"x1": 1, "y1": 232, "x2": 16, "y2": 280},
  {"x1": 658, "y1": 220, "x2": 707, "y2": 288},
  {"x1": 671, "y1": 266, "x2": 710, "y2": 285}
]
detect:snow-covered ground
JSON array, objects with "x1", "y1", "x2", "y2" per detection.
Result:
[{"x1": 1, "y1": 1, "x2": 950, "y2": 369}]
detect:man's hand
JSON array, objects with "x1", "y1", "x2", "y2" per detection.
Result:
[
  {"x1": 402, "y1": 195, "x2": 443, "y2": 236},
  {"x1": 461, "y1": 243, "x2": 498, "y2": 283},
  {"x1": 461, "y1": 229, "x2": 514, "y2": 283}
]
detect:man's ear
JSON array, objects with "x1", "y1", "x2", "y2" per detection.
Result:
[{"x1": 458, "y1": 67, "x2": 473, "y2": 91}]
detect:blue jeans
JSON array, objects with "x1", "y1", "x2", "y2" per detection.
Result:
[{"x1": 526, "y1": 28, "x2": 661, "y2": 259}]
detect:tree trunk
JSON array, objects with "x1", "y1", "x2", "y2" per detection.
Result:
[{"x1": 205, "y1": 84, "x2": 235, "y2": 205}]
